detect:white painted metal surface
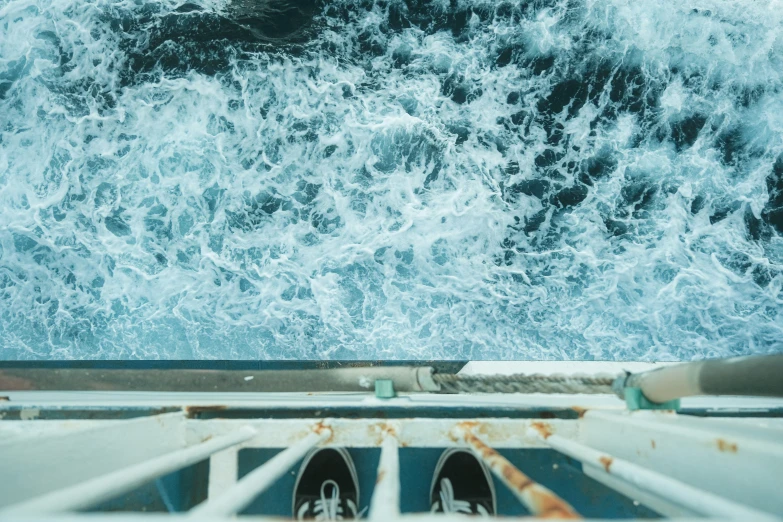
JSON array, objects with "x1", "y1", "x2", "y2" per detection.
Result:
[
  {"x1": 207, "y1": 447, "x2": 240, "y2": 501},
  {"x1": 5, "y1": 389, "x2": 783, "y2": 412},
  {"x1": 2, "y1": 427, "x2": 257, "y2": 515},
  {"x1": 540, "y1": 433, "x2": 778, "y2": 521},
  {"x1": 184, "y1": 417, "x2": 577, "y2": 448},
  {"x1": 1, "y1": 388, "x2": 781, "y2": 521},
  {"x1": 0, "y1": 412, "x2": 186, "y2": 507},
  {"x1": 369, "y1": 431, "x2": 401, "y2": 520},
  {"x1": 580, "y1": 410, "x2": 783, "y2": 516}
]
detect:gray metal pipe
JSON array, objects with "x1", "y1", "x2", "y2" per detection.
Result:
[
  {"x1": 0, "y1": 366, "x2": 440, "y2": 393},
  {"x1": 620, "y1": 354, "x2": 783, "y2": 403}
]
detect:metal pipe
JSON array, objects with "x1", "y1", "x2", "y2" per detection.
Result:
[
  {"x1": 191, "y1": 429, "x2": 329, "y2": 516},
  {"x1": 1, "y1": 427, "x2": 257, "y2": 515},
  {"x1": 369, "y1": 430, "x2": 400, "y2": 520},
  {"x1": 539, "y1": 433, "x2": 779, "y2": 521},
  {"x1": 618, "y1": 354, "x2": 783, "y2": 403},
  {"x1": 0, "y1": 367, "x2": 439, "y2": 393},
  {"x1": 453, "y1": 425, "x2": 581, "y2": 519}
]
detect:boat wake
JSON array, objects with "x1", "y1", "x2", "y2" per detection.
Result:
[{"x1": 1, "y1": 0, "x2": 782, "y2": 360}]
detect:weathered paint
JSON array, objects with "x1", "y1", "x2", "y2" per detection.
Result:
[
  {"x1": 183, "y1": 405, "x2": 228, "y2": 419},
  {"x1": 1, "y1": 390, "x2": 779, "y2": 521},
  {"x1": 540, "y1": 433, "x2": 779, "y2": 521},
  {"x1": 453, "y1": 424, "x2": 581, "y2": 519},
  {"x1": 716, "y1": 439, "x2": 738, "y2": 453},
  {"x1": 581, "y1": 410, "x2": 783, "y2": 516},
  {"x1": 530, "y1": 421, "x2": 553, "y2": 439},
  {"x1": 571, "y1": 406, "x2": 588, "y2": 418},
  {"x1": 185, "y1": 418, "x2": 575, "y2": 448},
  {"x1": 312, "y1": 420, "x2": 335, "y2": 445}
]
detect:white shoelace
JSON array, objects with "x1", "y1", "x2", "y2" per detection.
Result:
[
  {"x1": 431, "y1": 478, "x2": 490, "y2": 516},
  {"x1": 297, "y1": 479, "x2": 359, "y2": 521}
]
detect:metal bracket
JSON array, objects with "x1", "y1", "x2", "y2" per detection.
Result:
[
  {"x1": 375, "y1": 380, "x2": 396, "y2": 399},
  {"x1": 624, "y1": 387, "x2": 680, "y2": 411}
]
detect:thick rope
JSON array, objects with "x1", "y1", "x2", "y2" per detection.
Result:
[{"x1": 432, "y1": 373, "x2": 616, "y2": 394}]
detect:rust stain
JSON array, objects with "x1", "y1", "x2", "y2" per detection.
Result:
[
  {"x1": 367, "y1": 422, "x2": 399, "y2": 446},
  {"x1": 571, "y1": 406, "x2": 588, "y2": 418},
  {"x1": 598, "y1": 456, "x2": 613, "y2": 473},
  {"x1": 184, "y1": 405, "x2": 228, "y2": 418},
  {"x1": 450, "y1": 420, "x2": 481, "y2": 442},
  {"x1": 380, "y1": 424, "x2": 398, "y2": 438},
  {"x1": 313, "y1": 420, "x2": 335, "y2": 444},
  {"x1": 531, "y1": 421, "x2": 553, "y2": 439},
  {"x1": 650, "y1": 440, "x2": 656, "y2": 450},
  {"x1": 716, "y1": 439, "x2": 738, "y2": 453},
  {"x1": 529, "y1": 488, "x2": 582, "y2": 519},
  {"x1": 367, "y1": 423, "x2": 385, "y2": 446},
  {"x1": 500, "y1": 462, "x2": 534, "y2": 491},
  {"x1": 462, "y1": 429, "x2": 580, "y2": 519},
  {"x1": 375, "y1": 470, "x2": 386, "y2": 485}
]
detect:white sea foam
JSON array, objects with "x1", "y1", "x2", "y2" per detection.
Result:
[{"x1": 0, "y1": 0, "x2": 781, "y2": 360}]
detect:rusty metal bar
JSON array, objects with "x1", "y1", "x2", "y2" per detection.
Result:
[
  {"x1": 538, "y1": 433, "x2": 779, "y2": 521},
  {"x1": 191, "y1": 427, "x2": 329, "y2": 516},
  {"x1": 452, "y1": 424, "x2": 581, "y2": 519},
  {"x1": 369, "y1": 429, "x2": 400, "y2": 520},
  {"x1": 1, "y1": 427, "x2": 257, "y2": 515}
]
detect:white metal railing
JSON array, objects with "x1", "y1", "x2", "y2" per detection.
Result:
[
  {"x1": 191, "y1": 430, "x2": 329, "y2": 517},
  {"x1": 1, "y1": 393, "x2": 782, "y2": 521}
]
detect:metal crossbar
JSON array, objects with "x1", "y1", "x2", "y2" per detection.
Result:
[{"x1": 1, "y1": 393, "x2": 782, "y2": 521}]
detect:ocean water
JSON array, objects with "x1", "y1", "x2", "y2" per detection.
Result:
[{"x1": 1, "y1": 0, "x2": 782, "y2": 361}]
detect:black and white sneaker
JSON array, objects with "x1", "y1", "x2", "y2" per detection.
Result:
[
  {"x1": 430, "y1": 448, "x2": 496, "y2": 516},
  {"x1": 293, "y1": 448, "x2": 360, "y2": 520}
]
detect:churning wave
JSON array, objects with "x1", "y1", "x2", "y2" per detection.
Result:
[{"x1": 1, "y1": 0, "x2": 782, "y2": 360}]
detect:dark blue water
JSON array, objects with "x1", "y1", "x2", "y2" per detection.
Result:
[{"x1": 1, "y1": 0, "x2": 782, "y2": 360}]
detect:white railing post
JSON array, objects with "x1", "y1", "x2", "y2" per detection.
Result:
[
  {"x1": 369, "y1": 429, "x2": 400, "y2": 520},
  {"x1": 208, "y1": 447, "x2": 239, "y2": 500}
]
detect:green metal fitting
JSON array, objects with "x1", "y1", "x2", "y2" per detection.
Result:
[
  {"x1": 375, "y1": 379, "x2": 396, "y2": 399},
  {"x1": 625, "y1": 387, "x2": 680, "y2": 411}
]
